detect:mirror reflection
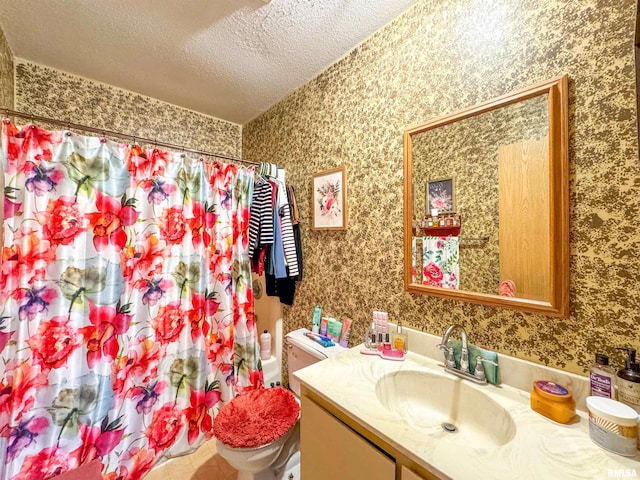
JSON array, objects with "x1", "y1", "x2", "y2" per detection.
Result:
[
  {"x1": 411, "y1": 94, "x2": 548, "y2": 299},
  {"x1": 404, "y1": 77, "x2": 569, "y2": 317}
]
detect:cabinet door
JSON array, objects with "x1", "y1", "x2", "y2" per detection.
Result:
[
  {"x1": 401, "y1": 465, "x2": 428, "y2": 480},
  {"x1": 301, "y1": 395, "x2": 395, "y2": 480}
]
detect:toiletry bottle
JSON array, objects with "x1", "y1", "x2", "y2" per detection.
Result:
[
  {"x1": 392, "y1": 321, "x2": 408, "y2": 353},
  {"x1": 327, "y1": 318, "x2": 342, "y2": 342},
  {"x1": 312, "y1": 304, "x2": 322, "y2": 334},
  {"x1": 339, "y1": 316, "x2": 352, "y2": 348},
  {"x1": 383, "y1": 313, "x2": 390, "y2": 344},
  {"x1": 616, "y1": 348, "x2": 640, "y2": 413},
  {"x1": 589, "y1": 353, "x2": 616, "y2": 399},
  {"x1": 319, "y1": 317, "x2": 329, "y2": 337},
  {"x1": 364, "y1": 320, "x2": 377, "y2": 350},
  {"x1": 379, "y1": 312, "x2": 390, "y2": 351},
  {"x1": 376, "y1": 312, "x2": 384, "y2": 346},
  {"x1": 259, "y1": 330, "x2": 271, "y2": 361}
]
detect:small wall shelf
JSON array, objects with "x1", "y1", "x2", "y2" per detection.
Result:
[{"x1": 422, "y1": 226, "x2": 461, "y2": 237}]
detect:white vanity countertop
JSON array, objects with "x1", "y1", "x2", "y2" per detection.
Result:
[{"x1": 294, "y1": 346, "x2": 640, "y2": 480}]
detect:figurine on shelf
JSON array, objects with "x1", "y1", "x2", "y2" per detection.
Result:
[
  {"x1": 429, "y1": 209, "x2": 438, "y2": 228},
  {"x1": 422, "y1": 212, "x2": 462, "y2": 237}
]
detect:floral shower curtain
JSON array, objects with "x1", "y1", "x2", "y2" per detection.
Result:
[{"x1": 0, "y1": 121, "x2": 261, "y2": 479}]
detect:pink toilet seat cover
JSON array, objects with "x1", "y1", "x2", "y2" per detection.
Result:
[{"x1": 213, "y1": 387, "x2": 300, "y2": 448}]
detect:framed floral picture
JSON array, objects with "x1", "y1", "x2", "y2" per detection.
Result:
[
  {"x1": 426, "y1": 177, "x2": 455, "y2": 214},
  {"x1": 312, "y1": 166, "x2": 347, "y2": 230}
]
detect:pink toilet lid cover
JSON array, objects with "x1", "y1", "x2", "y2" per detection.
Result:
[{"x1": 213, "y1": 387, "x2": 300, "y2": 448}]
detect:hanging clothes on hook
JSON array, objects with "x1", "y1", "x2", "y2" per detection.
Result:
[
  {"x1": 248, "y1": 162, "x2": 302, "y2": 305},
  {"x1": 273, "y1": 167, "x2": 299, "y2": 278},
  {"x1": 287, "y1": 184, "x2": 303, "y2": 281},
  {"x1": 248, "y1": 176, "x2": 274, "y2": 270}
]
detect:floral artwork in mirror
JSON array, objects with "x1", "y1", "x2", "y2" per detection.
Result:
[
  {"x1": 426, "y1": 177, "x2": 455, "y2": 214},
  {"x1": 311, "y1": 166, "x2": 348, "y2": 230},
  {"x1": 403, "y1": 76, "x2": 569, "y2": 317}
]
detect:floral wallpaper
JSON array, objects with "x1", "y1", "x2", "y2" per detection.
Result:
[
  {"x1": 0, "y1": 26, "x2": 14, "y2": 109},
  {"x1": 244, "y1": 0, "x2": 640, "y2": 376},
  {"x1": 14, "y1": 61, "x2": 241, "y2": 157}
]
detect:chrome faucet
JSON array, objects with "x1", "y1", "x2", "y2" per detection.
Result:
[{"x1": 437, "y1": 324, "x2": 488, "y2": 385}]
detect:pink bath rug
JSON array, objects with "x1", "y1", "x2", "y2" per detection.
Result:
[{"x1": 213, "y1": 387, "x2": 300, "y2": 449}]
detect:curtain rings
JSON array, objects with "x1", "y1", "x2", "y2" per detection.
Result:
[{"x1": 100, "y1": 129, "x2": 107, "y2": 143}]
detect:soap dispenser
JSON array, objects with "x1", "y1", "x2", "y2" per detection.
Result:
[{"x1": 616, "y1": 347, "x2": 640, "y2": 413}]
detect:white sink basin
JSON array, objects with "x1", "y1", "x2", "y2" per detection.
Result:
[{"x1": 375, "y1": 370, "x2": 516, "y2": 448}]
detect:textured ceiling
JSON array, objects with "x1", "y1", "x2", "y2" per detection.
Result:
[{"x1": 0, "y1": 0, "x2": 419, "y2": 124}]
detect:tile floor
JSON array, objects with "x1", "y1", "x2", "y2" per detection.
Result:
[{"x1": 144, "y1": 439, "x2": 238, "y2": 480}]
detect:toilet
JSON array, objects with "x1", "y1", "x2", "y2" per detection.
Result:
[{"x1": 214, "y1": 327, "x2": 346, "y2": 480}]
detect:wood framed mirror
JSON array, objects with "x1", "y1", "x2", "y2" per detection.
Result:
[{"x1": 403, "y1": 76, "x2": 569, "y2": 317}]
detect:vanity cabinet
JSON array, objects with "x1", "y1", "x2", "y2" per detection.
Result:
[
  {"x1": 300, "y1": 394, "x2": 435, "y2": 480},
  {"x1": 300, "y1": 394, "x2": 395, "y2": 480},
  {"x1": 401, "y1": 466, "x2": 428, "y2": 480}
]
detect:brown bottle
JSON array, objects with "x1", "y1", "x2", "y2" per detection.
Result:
[{"x1": 617, "y1": 347, "x2": 640, "y2": 413}]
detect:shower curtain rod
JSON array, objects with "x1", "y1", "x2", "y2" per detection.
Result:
[{"x1": 0, "y1": 107, "x2": 259, "y2": 166}]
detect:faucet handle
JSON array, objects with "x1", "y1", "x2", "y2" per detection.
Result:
[
  {"x1": 442, "y1": 347, "x2": 456, "y2": 369},
  {"x1": 473, "y1": 355, "x2": 486, "y2": 380},
  {"x1": 474, "y1": 356, "x2": 499, "y2": 382},
  {"x1": 437, "y1": 343, "x2": 456, "y2": 369}
]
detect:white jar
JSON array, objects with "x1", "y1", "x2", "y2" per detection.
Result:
[
  {"x1": 586, "y1": 396, "x2": 639, "y2": 457},
  {"x1": 259, "y1": 330, "x2": 272, "y2": 361}
]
